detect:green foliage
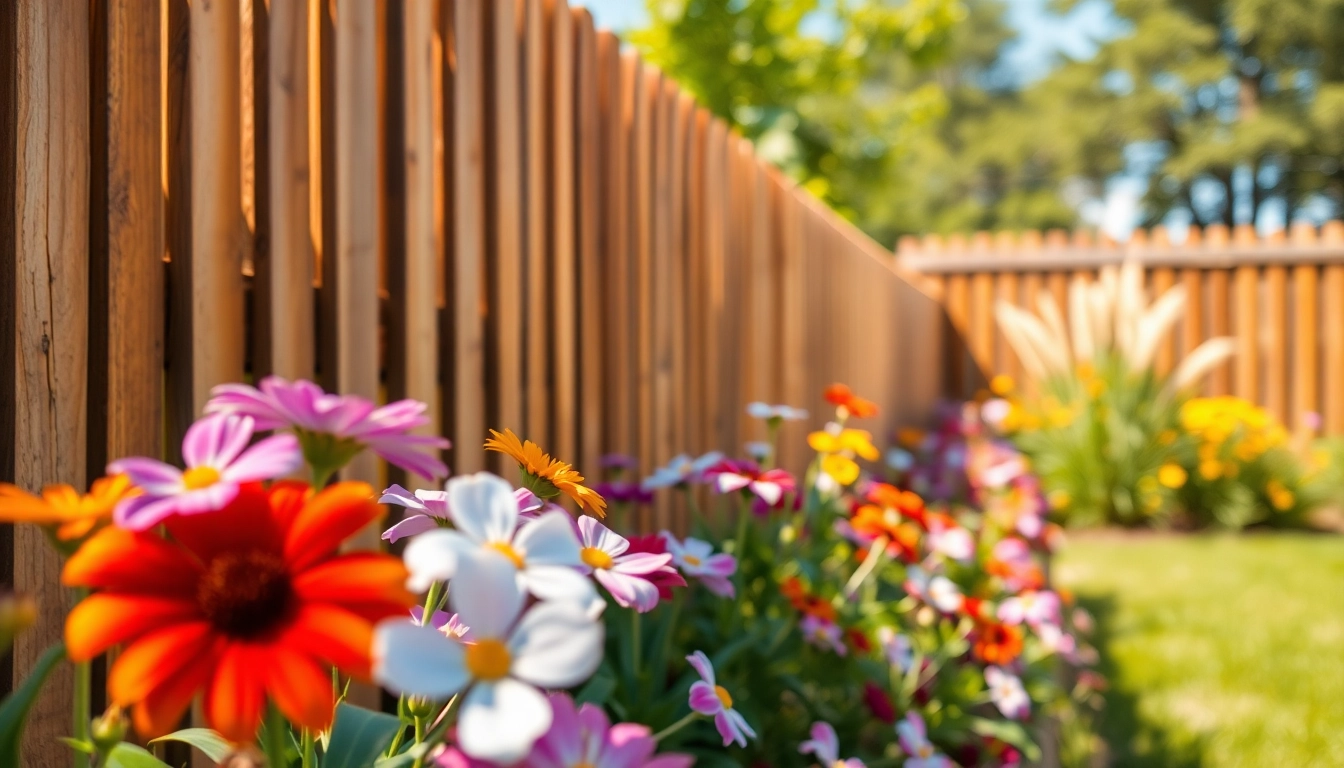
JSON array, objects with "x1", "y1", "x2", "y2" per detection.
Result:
[
  {"x1": 0, "y1": 642, "x2": 66, "y2": 766},
  {"x1": 102, "y1": 744, "x2": 172, "y2": 768},
  {"x1": 149, "y1": 728, "x2": 233, "y2": 762},
  {"x1": 323, "y1": 703, "x2": 404, "y2": 768}
]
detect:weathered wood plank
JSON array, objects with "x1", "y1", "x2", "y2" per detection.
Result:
[
  {"x1": 548, "y1": 0, "x2": 577, "y2": 465},
  {"x1": 573, "y1": 8, "x2": 602, "y2": 472}
]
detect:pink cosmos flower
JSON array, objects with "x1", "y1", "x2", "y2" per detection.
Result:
[
  {"x1": 985, "y1": 666, "x2": 1030, "y2": 719},
  {"x1": 897, "y1": 712, "x2": 952, "y2": 768},
  {"x1": 1035, "y1": 622, "x2": 1077, "y2": 657},
  {"x1": 904, "y1": 566, "x2": 963, "y2": 614},
  {"x1": 926, "y1": 519, "x2": 974, "y2": 563},
  {"x1": 799, "y1": 721, "x2": 865, "y2": 768},
  {"x1": 686, "y1": 651, "x2": 756, "y2": 748},
  {"x1": 625, "y1": 534, "x2": 688, "y2": 600},
  {"x1": 997, "y1": 590, "x2": 1061, "y2": 628},
  {"x1": 379, "y1": 483, "x2": 557, "y2": 543},
  {"x1": 205, "y1": 376, "x2": 450, "y2": 480},
  {"x1": 578, "y1": 517, "x2": 675, "y2": 612},
  {"x1": 524, "y1": 693, "x2": 694, "y2": 768},
  {"x1": 109, "y1": 413, "x2": 302, "y2": 531},
  {"x1": 661, "y1": 532, "x2": 737, "y2": 598},
  {"x1": 409, "y1": 607, "x2": 472, "y2": 640},
  {"x1": 705, "y1": 460, "x2": 795, "y2": 508},
  {"x1": 801, "y1": 615, "x2": 847, "y2": 656},
  {"x1": 877, "y1": 627, "x2": 914, "y2": 673}
]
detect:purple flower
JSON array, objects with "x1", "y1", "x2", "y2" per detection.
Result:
[
  {"x1": 578, "y1": 517, "x2": 675, "y2": 613},
  {"x1": 799, "y1": 721, "x2": 866, "y2": 768},
  {"x1": 379, "y1": 483, "x2": 560, "y2": 543},
  {"x1": 661, "y1": 532, "x2": 736, "y2": 598},
  {"x1": 686, "y1": 651, "x2": 755, "y2": 748},
  {"x1": 524, "y1": 693, "x2": 694, "y2": 768},
  {"x1": 109, "y1": 414, "x2": 302, "y2": 531},
  {"x1": 600, "y1": 453, "x2": 641, "y2": 471},
  {"x1": 641, "y1": 452, "x2": 724, "y2": 490},
  {"x1": 205, "y1": 376, "x2": 450, "y2": 480},
  {"x1": 704, "y1": 460, "x2": 795, "y2": 508},
  {"x1": 409, "y1": 606, "x2": 471, "y2": 640},
  {"x1": 800, "y1": 615, "x2": 847, "y2": 656}
]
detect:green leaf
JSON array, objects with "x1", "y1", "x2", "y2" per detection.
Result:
[
  {"x1": 104, "y1": 743, "x2": 173, "y2": 768},
  {"x1": 0, "y1": 642, "x2": 66, "y2": 764},
  {"x1": 322, "y1": 702, "x2": 403, "y2": 768},
  {"x1": 575, "y1": 665, "x2": 617, "y2": 706},
  {"x1": 969, "y1": 716, "x2": 1041, "y2": 761},
  {"x1": 150, "y1": 727, "x2": 233, "y2": 761}
]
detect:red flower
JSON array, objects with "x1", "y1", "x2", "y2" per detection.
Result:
[
  {"x1": 824, "y1": 384, "x2": 879, "y2": 419},
  {"x1": 625, "y1": 533, "x2": 687, "y2": 599},
  {"x1": 863, "y1": 681, "x2": 896, "y2": 723},
  {"x1": 972, "y1": 621, "x2": 1024, "y2": 666},
  {"x1": 845, "y1": 627, "x2": 872, "y2": 653}
]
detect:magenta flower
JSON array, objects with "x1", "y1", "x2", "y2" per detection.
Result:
[
  {"x1": 800, "y1": 615, "x2": 847, "y2": 656},
  {"x1": 897, "y1": 712, "x2": 952, "y2": 768},
  {"x1": 799, "y1": 721, "x2": 866, "y2": 768},
  {"x1": 705, "y1": 459, "x2": 795, "y2": 507},
  {"x1": 686, "y1": 651, "x2": 756, "y2": 748},
  {"x1": 996, "y1": 590, "x2": 1061, "y2": 628},
  {"x1": 578, "y1": 517, "x2": 674, "y2": 612},
  {"x1": 524, "y1": 693, "x2": 693, "y2": 768},
  {"x1": 625, "y1": 534, "x2": 688, "y2": 600},
  {"x1": 205, "y1": 376, "x2": 449, "y2": 481},
  {"x1": 661, "y1": 532, "x2": 737, "y2": 598},
  {"x1": 109, "y1": 413, "x2": 302, "y2": 531},
  {"x1": 379, "y1": 483, "x2": 558, "y2": 543}
]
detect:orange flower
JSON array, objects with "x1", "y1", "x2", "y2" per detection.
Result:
[
  {"x1": 850, "y1": 505, "x2": 923, "y2": 558},
  {"x1": 485, "y1": 429, "x2": 607, "y2": 516},
  {"x1": 823, "y1": 384, "x2": 879, "y2": 419},
  {"x1": 779, "y1": 577, "x2": 836, "y2": 622},
  {"x1": 0, "y1": 475, "x2": 137, "y2": 543},
  {"x1": 972, "y1": 621, "x2": 1024, "y2": 665},
  {"x1": 62, "y1": 481, "x2": 414, "y2": 742}
]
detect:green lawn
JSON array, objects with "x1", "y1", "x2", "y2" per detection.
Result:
[{"x1": 1055, "y1": 533, "x2": 1344, "y2": 768}]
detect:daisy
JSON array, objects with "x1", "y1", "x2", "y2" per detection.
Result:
[
  {"x1": 704, "y1": 460, "x2": 795, "y2": 507},
  {"x1": 897, "y1": 712, "x2": 951, "y2": 768},
  {"x1": 63, "y1": 481, "x2": 414, "y2": 741},
  {"x1": 985, "y1": 666, "x2": 1031, "y2": 719},
  {"x1": 877, "y1": 627, "x2": 914, "y2": 673},
  {"x1": 485, "y1": 429, "x2": 606, "y2": 516},
  {"x1": 524, "y1": 693, "x2": 694, "y2": 768},
  {"x1": 801, "y1": 615, "x2": 847, "y2": 656},
  {"x1": 686, "y1": 651, "x2": 756, "y2": 748},
  {"x1": 660, "y1": 533, "x2": 736, "y2": 598},
  {"x1": 746, "y1": 402, "x2": 809, "y2": 421},
  {"x1": 799, "y1": 721, "x2": 866, "y2": 768},
  {"x1": 402, "y1": 473, "x2": 593, "y2": 603},
  {"x1": 0, "y1": 474, "x2": 136, "y2": 543},
  {"x1": 109, "y1": 413, "x2": 302, "y2": 531},
  {"x1": 206, "y1": 376, "x2": 450, "y2": 481},
  {"x1": 578, "y1": 517, "x2": 675, "y2": 612},
  {"x1": 379, "y1": 483, "x2": 558, "y2": 543},
  {"x1": 374, "y1": 553, "x2": 604, "y2": 763},
  {"x1": 641, "y1": 452, "x2": 724, "y2": 490}
]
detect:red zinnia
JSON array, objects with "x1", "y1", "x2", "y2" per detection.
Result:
[
  {"x1": 62, "y1": 481, "x2": 414, "y2": 741},
  {"x1": 972, "y1": 620, "x2": 1024, "y2": 666}
]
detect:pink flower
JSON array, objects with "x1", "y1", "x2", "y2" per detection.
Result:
[
  {"x1": 800, "y1": 615, "x2": 847, "y2": 656},
  {"x1": 578, "y1": 517, "x2": 675, "y2": 612},
  {"x1": 661, "y1": 532, "x2": 737, "y2": 598},
  {"x1": 926, "y1": 519, "x2": 974, "y2": 563},
  {"x1": 877, "y1": 627, "x2": 914, "y2": 673},
  {"x1": 379, "y1": 484, "x2": 558, "y2": 543},
  {"x1": 897, "y1": 712, "x2": 952, "y2": 768},
  {"x1": 704, "y1": 460, "x2": 795, "y2": 508},
  {"x1": 985, "y1": 666, "x2": 1030, "y2": 719},
  {"x1": 109, "y1": 414, "x2": 301, "y2": 531},
  {"x1": 523, "y1": 693, "x2": 694, "y2": 768},
  {"x1": 686, "y1": 651, "x2": 756, "y2": 748},
  {"x1": 799, "y1": 721, "x2": 866, "y2": 768},
  {"x1": 409, "y1": 607, "x2": 472, "y2": 640},
  {"x1": 625, "y1": 533, "x2": 688, "y2": 600},
  {"x1": 996, "y1": 590, "x2": 1061, "y2": 628},
  {"x1": 205, "y1": 376, "x2": 450, "y2": 480}
]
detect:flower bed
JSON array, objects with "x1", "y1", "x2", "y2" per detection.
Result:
[{"x1": 0, "y1": 379, "x2": 1099, "y2": 767}]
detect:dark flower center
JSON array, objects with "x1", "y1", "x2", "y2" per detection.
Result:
[{"x1": 197, "y1": 550, "x2": 293, "y2": 638}]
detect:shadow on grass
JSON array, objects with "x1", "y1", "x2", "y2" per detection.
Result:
[{"x1": 1078, "y1": 593, "x2": 1207, "y2": 768}]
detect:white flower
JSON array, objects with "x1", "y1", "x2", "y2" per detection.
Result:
[
  {"x1": 661, "y1": 532, "x2": 737, "y2": 598},
  {"x1": 374, "y1": 552, "x2": 604, "y2": 763},
  {"x1": 641, "y1": 451, "x2": 724, "y2": 490},
  {"x1": 746, "y1": 402, "x2": 809, "y2": 421},
  {"x1": 402, "y1": 472, "x2": 593, "y2": 603},
  {"x1": 985, "y1": 666, "x2": 1030, "y2": 719},
  {"x1": 877, "y1": 627, "x2": 914, "y2": 673},
  {"x1": 906, "y1": 566, "x2": 963, "y2": 613}
]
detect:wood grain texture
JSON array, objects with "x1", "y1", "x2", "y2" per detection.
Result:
[
  {"x1": 1205, "y1": 269, "x2": 1230, "y2": 395},
  {"x1": 547, "y1": 0, "x2": 577, "y2": 465},
  {"x1": 1262, "y1": 265, "x2": 1287, "y2": 424},
  {"x1": 1325, "y1": 265, "x2": 1344, "y2": 434},
  {"x1": 523, "y1": 0, "x2": 550, "y2": 449},
  {"x1": 1292, "y1": 265, "x2": 1318, "y2": 434},
  {"x1": 7, "y1": 1, "x2": 89, "y2": 758},
  {"x1": 573, "y1": 9, "x2": 602, "y2": 472}
]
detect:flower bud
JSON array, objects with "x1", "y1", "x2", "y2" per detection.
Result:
[{"x1": 90, "y1": 707, "x2": 127, "y2": 752}]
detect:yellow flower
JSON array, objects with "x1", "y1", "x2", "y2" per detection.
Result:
[
  {"x1": 1157, "y1": 430, "x2": 1177, "y2": 446},
  {"x1": 896, "y1": 428, "x2": 925, "y2": 449},
  {"x1": 1198, "y1": 460, "x2": 1223, "y2": 481},
  {"x1": 820, "y1": 454, "x2": 861, "y2": 486},
  {"x1": 989, "y1": 374, "x2": 1014, "y2": 396},
  {"x1": 0, "y1": 474, "x2": 136, "y2": 542},
  {"x1": 1158, "y1": 464, "x2": 1187, "y2": 489},
  {"x1": 807, "y1": 429, "x2": 880, "y2": 461},
  {"x1": 1266, "y1": 480, "x2": 1295, "y2": 511},
  {"x1": 1047, "y1": 489, "x2": 1071, "y2": 510},
  {"x1": 1138, "y1": 475, "x2": 1159, "y2": 495},
  {"x1": 485, "y1": 429, "x2": 606, "y2": 516}
]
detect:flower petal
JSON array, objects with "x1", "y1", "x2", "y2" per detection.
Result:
[
  {"x1": 222, "y1": 433, "x2": 303, "y2": 483},
  {"x1": 513, "y1": 511, "x2": 582, "y2": 566},
  {"x1": 283, "y1": 481, "x2": 382, "y2": 572},
  {"x1": 182, "y1": 414, "x2": 255, "y2": 469},
  {"x1": 290, "y1": 554, "x2": 413, "y2": 618},
  {"x1": 206, "y1": 643, "x2": 269, "y2": 744},
  {"x1": 402, "y1": 529, "x2": 474, "y2": 592},
  {"x1": 163, "y1": 482, "x2": 284, "y2": 561},
  {"x1": 381, "y1": 514, "x2": 438, "y2": 543},
  {"x1": 265, "y1": 644, "x2": 337, "y2": 733},
  {"x1": 449, "y1": 551, "x2": 524, "y2": 639},
  {"x1": 62, "y1": 527, "x2": 200, "y2": 596},
  {"x1": 578, "y1": 516, "x2": 628, "y2": 557},
  {"x1": 685, "y1": 650, "x2": 715, "y2": 685},
  {"x1": 457, "y1": 679, "x2": 552, "y2": 764},
  {"x1": 595, "y1": 569, "x2": 660, "y2": 612},
  {"x1": 65, "y1": 594, "x2": 200, "y2": 662},
  {"x1": 688, "y1": 681, "x2": 722, "y2": 715},
  {"x1": 108, "y1": 621, "x2": 215, "y2": 705},
  {"x1": 132, "y1": 644, "x2": 218, "y2": 739},
  {"x1": 446, "y1": 473, "x2": 518, "y2": 544},
  {"x1": 281, "y1": 602, "x2": 379, "y2": 679},
  {"x1": 373, "y1": 618, "x2": 469, "y2": 697},
  {"x1": 105, "y1": 457, "x2": 183, "y2": 495},
  {"x1": 507, "y1": 601, "x2": 602, "y2": 688}
]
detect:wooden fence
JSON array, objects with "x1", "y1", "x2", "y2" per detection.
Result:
[
  {"x1": 0, "y1": 0, "x2": 949, "y2": 761},
  {"x1": 898, "y1": 222, "x2": 1344, "y2": 436}
]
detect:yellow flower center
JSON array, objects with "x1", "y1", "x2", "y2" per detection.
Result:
[
  {"x1": 581, "y1": 547, "x2": 613, "y2": 570},
  {"x1": 182, "y1": 466, "x2": 221, "y2": 491},
  {"x1": 464, "y1": 638, "x2": 512, "y2": 681},
  {"x1": 918, "y1": 744, "x2": 934, "y2": 758},
  {"x1": 574, "y1": 763, "x2": 596, "y2": 768},
  {"x1": 714, "y1": 685, "x2": 733, "y2": 708},
  {"x1": 487, "y1": 541, "x2": 525, "y2": 569},
  {"x1": 682, "y1": 554, "x2": 701, "y2": 566}
]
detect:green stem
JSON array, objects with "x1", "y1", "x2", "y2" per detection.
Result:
[
  {"x1": 764, "y1": 422, "x2": 781, "y2": 470},
  {"x1": 301, "y1": 730, "x2": 317, "y2": 768},
  {"x1": 631, "y1": 610, "x2": 642, "y2": 680},
  {"x1": 311, "y1": 464, "x2": 336, "y2": 490},
  {"x1": 410, "y1": 716, "x2": 427, "y2": 768},
  {"x1": 263, "y1": 704, "x2": 290, "y2": 768},
  {"x1": 843, "y1": 535, "x2": 889, "y2": 599},
  {"x1": 652, "y1": 711, "x2": 701, "y2": 743},
  {"x1": 385, "y1": 710, "x2": 408, "y2": 758},
  {"x1": 733, "y1": 494, "x2": 750, "y2": 555},
  {"x1": 420, "y1": 581, "x2": 443, "y2": 625}
]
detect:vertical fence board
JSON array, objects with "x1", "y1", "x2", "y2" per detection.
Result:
[
  {"x1": 523, "y1": 0, "x2": 550, "y2": 449},
  {"x1": 1234, "y1": 264, "x2": 1259, "y2": 403},
  {"x1": 1325, "y1": 263, "x2": 1344, "y2": 434},
  {"x1": 1292, "y1": 263, "x2": 1318, "y2": 434},
  {"x1": 1263, "y1": 265, "x2": 1288, "y2": 425},
  {"x1": 548, "y1": 0, "x2": 577, "y2": 464},
  {"x1": 573, "y1": 9, "x2": 602, "y2": 471},
  {"x1": 599, "y1": 37, "x2": 632, "y2": 457},
  {"x1": 632, "y1": 61, "x2": 655, "y2": 519}
]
